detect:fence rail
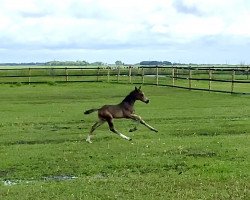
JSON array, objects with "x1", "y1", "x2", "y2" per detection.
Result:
[{"x1": 0, "y1": 66, "x2": 249, "y2": 94}]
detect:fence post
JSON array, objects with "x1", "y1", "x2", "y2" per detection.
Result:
[
  {"x1": 231, "y1": 70, "x2": 235, "y2": 93},
  {"x1": 247, "y1": 66, "x2": 249, "y2": 80},
  {"x1": 97, "y1": 67, "x2": 100, "y2": 82},
  {"x1": 188, "y1": 66, "x2": 192, "y2": 89},
  {"x1": 65, "y1": 67, "x2": 68, "y2": 82},
  {"x1": 156, "y1": 65, "x2": 159, "y2": 85},
  {"x1": 129, "y1": 66, "x2": 132, "y2": 83},
  {"x1": 107, "y1": 67, "x2": 110, "y2": 83},
  {"x1": 141, "y1": 67, "x2": 145, "y2": 84},
  {"x1": 28, "y1": 68, "x2": 31, "y2": 84},
  {"x1": 209, "y1": 68, "x2": 212, "y2": 91},
  {"x1": 172, "y1": 66, "x2": 175, "y2": 86},
  {"x1": 51, "y1": 67, "x2": 54, "y2": 81},
  {"x1": 117, "y1": 67, "x2": 120, "y2": 83}
]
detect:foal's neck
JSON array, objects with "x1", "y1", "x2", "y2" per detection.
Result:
[{"x1": 121, "y1": 92, "x2": 136, "y2": 106}]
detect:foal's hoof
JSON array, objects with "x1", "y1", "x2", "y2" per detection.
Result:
[
  {"x1": 86, "y1": 139, "x2": 92, "y2": 144},
  {"x1": 153, "y1": 129, "x2": 158, "y2": 133},
  {"x1": 128, "y1": 138, "x2": 132, "y2": 141},
  {"x1": 129, "y1": 128, "x2": 137, "y2": 132}
]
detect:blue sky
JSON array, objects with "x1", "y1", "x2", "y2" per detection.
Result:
[{"x1": 0, "y1": 0, "x2": 250, "y2": 64}]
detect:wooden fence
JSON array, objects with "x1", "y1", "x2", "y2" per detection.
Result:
[{"x1": 0, "y1": 66, "x2": 249, "y2": 94}]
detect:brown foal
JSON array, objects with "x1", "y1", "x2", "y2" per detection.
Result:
[{"x1": 84, "y1": 86, "x2": 158, "y2": 143}]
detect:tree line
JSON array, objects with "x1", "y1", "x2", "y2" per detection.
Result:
[
  {"x1": 139, "y1": 61, "x2": 172, "y2": 65},
  {"x1": 0, "y1": 61, "x2": 105, "y2": 66},
  {"x1": 0, "y1": 60, "x2": 178, "y2": 66}
]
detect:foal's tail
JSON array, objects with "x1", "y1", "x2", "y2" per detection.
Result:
[{"x1": 84, "y1": 108, "x2": 98, "y2": 115}]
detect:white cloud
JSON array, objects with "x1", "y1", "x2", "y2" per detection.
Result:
[{"x1": 0, "y1": 0, "x2": 250, "y2": 64}]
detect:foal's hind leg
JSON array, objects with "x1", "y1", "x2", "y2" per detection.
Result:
[
  {"x1": 86, "y1": 120, "x2": 104, "y2": 143},
  {"x1": 107, "y1": 119, "x2": 131, "y2": 141}
]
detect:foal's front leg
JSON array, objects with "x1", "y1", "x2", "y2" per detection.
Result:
[{"x1": 130, "y1": 114, "x2": 158, "y2": 132}]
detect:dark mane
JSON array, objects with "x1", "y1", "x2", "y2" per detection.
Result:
[{"x1": 121, "y1": 90, "x2": 137, "y2": 105}]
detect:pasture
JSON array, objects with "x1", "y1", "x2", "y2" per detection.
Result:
[{"x1": 0, "y1": 82, "x2": 249, "y2": 199}]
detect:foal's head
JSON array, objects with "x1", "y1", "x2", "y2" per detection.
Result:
[{"x1": 133, "y1": 86, "x2": 149, "y2": 104}]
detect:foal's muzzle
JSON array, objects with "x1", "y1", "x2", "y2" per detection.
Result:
[{"x1": 145, "y1": 99, "x2": 149, "y2": 104}]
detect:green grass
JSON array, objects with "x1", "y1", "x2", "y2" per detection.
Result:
[{"x1": 0, "y1": 82, "x2": 249, "y2": 199}]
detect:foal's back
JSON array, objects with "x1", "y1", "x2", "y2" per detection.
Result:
[{"x1": 98, "y1": 104, "x2": 125, "y2": 119}]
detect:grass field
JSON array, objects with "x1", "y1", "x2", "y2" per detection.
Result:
[{"x1": 0, "y1": 82, "x2": 249, "y2": 199}]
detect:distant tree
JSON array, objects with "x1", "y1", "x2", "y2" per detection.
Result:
[
  {"x1": 115, "y1": 61, "x2": 123, "y2": 66},
  {"x1": 140, "y1": 61, "x2": 172, "y2": 66},
  {"x1": 45, "y1": 60, "x2": 89, "y2": 66},
  {"x1": 91, "y1": 62, "x2": 105, "y2": 66},
  {"x1": 162, "y1": 61, "x2": 172, "y2": 65}
]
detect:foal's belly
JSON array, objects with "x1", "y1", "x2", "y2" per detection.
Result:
[{"x1": 108, "y1": 106, "x2": 124, "y2": 118}]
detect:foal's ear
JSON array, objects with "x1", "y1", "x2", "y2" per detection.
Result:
[{"x1": 135, "y1": 86, "x2": 141, "y2": 91}]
